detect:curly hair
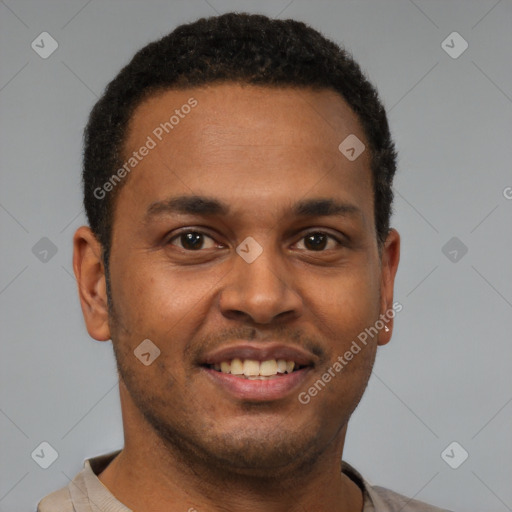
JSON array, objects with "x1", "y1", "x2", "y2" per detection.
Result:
[{"x1": 83, "y1": 12, "x2": 397, "y2": 268}]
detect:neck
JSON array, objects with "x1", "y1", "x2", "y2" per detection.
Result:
[{"x1": 98, "y1": 382, "x2": 363, "y2": 512}]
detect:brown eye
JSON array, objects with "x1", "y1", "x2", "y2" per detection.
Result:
[
  {"x1": 297, "y1": 232, "x2": 340, "y2": 251},
  {"x1": 168, "y1": 231, "x2": 217, "y2": 251}
]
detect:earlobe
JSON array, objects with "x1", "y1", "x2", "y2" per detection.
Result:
[
  {"x1": 73, "y1": 226, "x2": 111, "y2": 341},
  {"x1": 378, "y1": 228, "x2": 400, "y2": 346}
]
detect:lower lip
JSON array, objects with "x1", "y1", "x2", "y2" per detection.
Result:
[{"x1": 202, "y1": 367, "x2": 311, "y2": 401}]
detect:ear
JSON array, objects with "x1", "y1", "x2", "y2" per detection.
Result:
[
  {"x1": 378, "y1": 228, "x2": 400, "y2": 346},
  {"x1": 73, "y1": 226, "x2": 111, "y2": 341}
]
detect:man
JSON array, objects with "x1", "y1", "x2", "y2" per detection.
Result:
[{"x1": 38, "y1": 12, "x2": 451, "y2": 512}]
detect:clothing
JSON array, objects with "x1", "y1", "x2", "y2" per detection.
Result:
[{"x1": 37, "y1": 450, "x2": 452, "y2": 511}]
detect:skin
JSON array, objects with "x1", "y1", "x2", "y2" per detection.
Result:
[{"x1": 73, "y1": 83, "x2": 400, "y2": 512}]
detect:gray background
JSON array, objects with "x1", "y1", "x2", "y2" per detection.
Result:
[{"x1": 1, "y1": 1, "x2": 511, "y2": 511}]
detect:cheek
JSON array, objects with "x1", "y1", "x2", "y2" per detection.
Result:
[
  {"x1": 309, "y1": 262, "x2": 381, "y2": 334},
  {"x1": 110, "y1": 256, "x2": 223, "y2": 339},
  {"x1": 311, "y1": 280, "x2": 379, "y2": 402}
]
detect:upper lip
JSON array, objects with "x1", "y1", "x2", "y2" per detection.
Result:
[{"x1": 201, "y1": 342, "x2": 317, "y2": 366}]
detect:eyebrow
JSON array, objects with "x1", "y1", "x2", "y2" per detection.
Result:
[{"x1": 145, "y1": 195, "x2": 361, "y2": 222}]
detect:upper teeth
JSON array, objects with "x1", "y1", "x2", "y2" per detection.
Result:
[{"x1": 213, "y1": 359, "x2": 296, "y2": 377}]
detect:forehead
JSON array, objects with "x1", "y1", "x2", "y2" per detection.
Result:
[
  {"x1": 117, "y1": 83, "x2": 373, "y2": 228},
  {"x1": 126, "y1": 83, "x2": 367, "y2": 155}
]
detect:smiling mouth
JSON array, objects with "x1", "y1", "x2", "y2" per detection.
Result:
[{"x1": 205, "y1": 358, "x2": 308, "y2": 380}]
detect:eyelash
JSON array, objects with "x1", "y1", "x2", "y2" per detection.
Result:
[{"x1": 166, "y1": 229, "x2": 345, "y2": 252}]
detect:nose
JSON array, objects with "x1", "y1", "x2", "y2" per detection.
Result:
[{"x1": 219, "y1": 241, "x2": 303, "y2": 324}]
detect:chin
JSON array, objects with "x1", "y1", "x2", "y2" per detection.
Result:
[
  {"x1": 171, "y1": 415, "x2": 329, "y2": 476},
  {"x1": 220, "y1": 433, "x2": 310, "y2": 468}
]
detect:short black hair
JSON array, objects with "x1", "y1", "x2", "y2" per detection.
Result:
[{"x1": 83, "y1": 12, "x2": 397, "y2": 268}]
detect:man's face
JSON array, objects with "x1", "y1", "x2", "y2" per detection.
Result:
[{"x1": 102, "y1": 84, "x2": 397, "y2": 472}]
